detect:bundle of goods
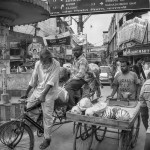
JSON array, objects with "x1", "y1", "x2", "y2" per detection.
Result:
[
  {"x1": 71, "y1": 97, "x2": 107, "y2": 116},
  {"x1": 85, "y1": 102, "x2": 107, "y2": 117},
  {"x1": 70, "y1": 96, "x2": 132, "y2": 121},
  {"x1": 71, "y1": 105, "x2": 82, "y2": 115},
  {"x1": 59, "y1": 67, "x2": 70, "y2": 83},
  {"x1": 56, "y1": 86, "x2": 69, "y2": 103},
  {"x1": 77, "y1": 97, "x2": 93, "y2": 111},
  {"x1": 89, "y1": 63, "x2": 100, "y2": 74}
]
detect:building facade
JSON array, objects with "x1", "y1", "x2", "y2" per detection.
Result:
[{"x1": 108, "y1": 11, "x2": 150, "y2": 66}]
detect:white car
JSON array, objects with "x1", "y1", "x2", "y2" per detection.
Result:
[{"x1": 99, "y1": 66, "x2": 111, "y2": 85}]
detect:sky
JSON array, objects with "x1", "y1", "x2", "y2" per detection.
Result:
[{"x1": 70, "y1": 13, "x2": 113, "y2": 46}]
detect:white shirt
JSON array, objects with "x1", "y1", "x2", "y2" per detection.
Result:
[{"x1": 29, "y1": 58, "x2": 60, "y2": 101}]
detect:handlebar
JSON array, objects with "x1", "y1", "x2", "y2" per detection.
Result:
[
  {"x1": 19, "y1": 98, "x2": 42, "y2": 112},
  {"x1": 18, "y1": 98, "x2": 27, "y2": 104}
]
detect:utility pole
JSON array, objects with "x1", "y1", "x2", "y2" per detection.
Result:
[
  {"x1": 33, "y1": 23, "x2": 40, "y2": 42},
  {"x1": 77, "y1": 15, "x2": 83, "y2": 34},
  {"x1": 70, "y1": 14, "x2": 91, "y2": 34},
  {"x1": 71, "y1": 15, "x2": 91, "y2": 58}
]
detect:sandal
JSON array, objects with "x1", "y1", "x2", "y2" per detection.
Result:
[{"x1": 39, "y1": 138, "x2": 51, "y2": 149}]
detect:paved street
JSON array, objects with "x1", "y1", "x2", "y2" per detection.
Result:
[{"x1": 0, "y1": 85, "x2": 146, "y2": 150}]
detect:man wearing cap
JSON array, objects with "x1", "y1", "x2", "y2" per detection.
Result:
[
  {"x1": 22, "y1": 47, "x2": 60, "y2": 149},
  {"x1": 65, "y1": 45, "x2": 89, "y2": 109}
]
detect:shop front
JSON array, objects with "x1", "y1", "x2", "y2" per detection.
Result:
[
  {"x1": 0, "y1": 0, "x2": 50, "y2": 103},
  {"x1": 123, "y1": 44, "x2": 150, "y2": 65}
]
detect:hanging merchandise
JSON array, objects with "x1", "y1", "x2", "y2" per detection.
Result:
[
  {"x1": 72, "y1": 34, "x2": 87, "y2": 46},
  {"x1": 28, "y1": 42, "x2": 42, "y2": 59},
  {"x1": 118, "y1": 17, "x2": 148, "y2": 46}
]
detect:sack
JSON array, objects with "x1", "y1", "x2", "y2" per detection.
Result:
[
  {"x1": 59, "y1": 67, "x2": 70, "y2": 82},
  {"x1": 57, "y1": 87, "x2": 69, "y2": 103},
  {"x1": 77, "y1": 97, "x2": 92, "y2": 111},
  {"x1": 89, "y1": 63, "x2": 100, "y2": 75}
]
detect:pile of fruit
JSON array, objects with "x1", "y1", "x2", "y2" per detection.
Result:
[
  {"x1": 102, "y1": 107, "x2": 130, "y2": 121},
  {"x1": 71, "y1": 97, "x2": 131, "y2": 121}
]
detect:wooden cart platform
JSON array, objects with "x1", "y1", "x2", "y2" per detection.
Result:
[
  {"x1": 66, "y1": 102, "x2": 141, "y2": 150},
  {"x1": 66, "y1": 102, "x2": 141, "y2": 130}
]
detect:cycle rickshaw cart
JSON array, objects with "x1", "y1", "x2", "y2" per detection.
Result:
[
  {"x1": 0, "y1": 70, "x2": 100, "y2": 150},
  {"x1": 66, "y1": 99, "x2": 141, "y2": 150}
]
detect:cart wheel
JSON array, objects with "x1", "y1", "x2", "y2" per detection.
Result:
[
  {"x1": 73, "y1": 123, "x2": 93, "y2": 150},
  {"x1": 131, "y1": 114, "x2": 140, "y2": 148},
  {"x1": 118, "y1": 130, "x2": 132, "y2": 150},
  {"x1": 95, "y1": 126, "x2": 107, "y2": 142}
]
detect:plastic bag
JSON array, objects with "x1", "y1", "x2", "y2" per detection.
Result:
[
  {"x1": 77, "y1": 97, "x2": 92, "y2": 111},
  {"x1": 57, "y1": 87, "x2": 69, "y2": 103},
  {"x1": 89, "y1": 63, "x2": 100, "y2": 74}
]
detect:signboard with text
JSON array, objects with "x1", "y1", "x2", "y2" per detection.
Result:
[
  {"x1": 123, "y1": 46, "x2": 150, "y2": 56},
  {"x1": 46, "y1": 36, "x2": 70, "y2": 46},
  {"x1": 49, "y1": 0, "x2": 149, "y2": 17}
]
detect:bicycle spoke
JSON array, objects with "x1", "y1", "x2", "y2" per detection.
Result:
[{"x1": 0, "y1": 121, "x2": 34, "y2": 150}]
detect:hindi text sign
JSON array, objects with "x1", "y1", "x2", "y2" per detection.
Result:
[{"x1": 49, "y1": 0, "x2": 149, "y2": 17}]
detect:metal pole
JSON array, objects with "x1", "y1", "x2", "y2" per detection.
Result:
[
  {"x1": 85, "y1": 34, "x2": 88, "y2": 58},
  {"x1": 1, "y1": 67, "x2": 9, "y2": 104},
  {"x1": 77, "y1": 15, "x2": 83, "y2": 34},
  {"x1": 2, "y1": 68, "x2": 7, "y2": 94}
]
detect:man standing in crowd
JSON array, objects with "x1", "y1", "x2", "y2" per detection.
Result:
[
  {"x1": 139, "y1": 72, "x2": 150, "y2": 150},
  {"x1": 22, "y1": 48, "x2": 60, "y2": 149},
  {"x1": 94, "y1": 61, "x2": 103, "y2": 97},
  {"x1": 65, "y1": 46, "x2": 89, "y2": 109},
  {"x1": 132, "y1": 58, "x2": 148, "y2": 134},
  {"x1": 108, "y1": 59, "x2": 140, "y2": 100},
  {"x1": 133, "y1": 58, "x2": 146, "y2": 80},
  {"x1": 109, "y1": 60, "x2": 117, "y2": 88}
]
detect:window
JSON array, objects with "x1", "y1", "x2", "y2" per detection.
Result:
[{"x1": 10, "y1": 48, "x2": 20, "y2": 56}]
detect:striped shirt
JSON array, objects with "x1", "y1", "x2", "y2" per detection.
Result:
[
  {"x1": 70, "y1": 54, "x2": 89, "y2": 81},
  {"x1": 29, "y1": 58, "x2": 60, "y2": 102}
]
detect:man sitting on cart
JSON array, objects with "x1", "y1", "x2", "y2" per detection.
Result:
[
  {"x1": 65, "y1": 45, "x2": 89, "y2": 110},
  {"x1": 108, "y1": 59, "x2": 140, "y2": 101}
]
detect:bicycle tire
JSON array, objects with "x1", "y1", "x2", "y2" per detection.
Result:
[
  {"x1": 0, "y1": 120, "x2": 34, "y2": 150},
  {"x1": 73, "y1": 123, "x2": 93, "y2": 150}
]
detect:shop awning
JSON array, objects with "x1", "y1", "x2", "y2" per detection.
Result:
[{"x1": 0, "y1": 0, "x2": 50, "y2": 26}]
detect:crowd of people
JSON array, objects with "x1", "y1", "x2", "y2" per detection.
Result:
[{"x1": 21, "y1": 45, "x2": 150, "y2": 150}]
